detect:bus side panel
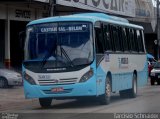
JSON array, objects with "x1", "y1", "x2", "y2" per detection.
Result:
[
  {"x1": 137, "y1": 61, "x2": 148, "y2": 87},
  {"x1": 96, "y1": 66, "x2": 106, "y2": 96},
  {"x1": 111, "y1": 73, "x2": 132, "y2": 92},
  {"x1": 98, "y1": 53, "x2": 148, "y2": 93}
]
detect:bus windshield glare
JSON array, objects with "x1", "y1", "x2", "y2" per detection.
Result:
[{"x1": 24, "y1": 22, "x2": 93, "y2": 69}]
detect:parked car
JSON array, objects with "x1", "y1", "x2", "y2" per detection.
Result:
[
  {"x1": 0, "y1": 68, "x2": 22, "y2": 88},
  {"x1": 150, "y1": 62, "x2": 160, "y2": 85}
]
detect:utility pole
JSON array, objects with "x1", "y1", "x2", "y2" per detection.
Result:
[
  {"x1": 157, "y1": 0, "x2": 160, "y2": 59},
  {"x1": 49, "y1": 0, "x2": 56, "y2": 16}
]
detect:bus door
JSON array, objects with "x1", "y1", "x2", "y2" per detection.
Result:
[{"x1": 95, "y1": 23, "x2": 106, "y2": 95}]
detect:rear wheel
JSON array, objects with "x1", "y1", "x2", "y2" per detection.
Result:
[
  {"x1": 0, "y1": 77, "x2": 8, "y2": 88},
  {"x1": 150, "y1": 78, "x2": 155, "y2": 85},
  {"x1": 99, "y1": 76, "x2": 111, "y2": 105},
  {"x1": 129, "y1": 73, "x2": 137, "y2": 98},
  {"x1": 120, "y1": 73, "x2": 137, "y2": 98},
  {"x1": 39, "y1": 98, "x2": 52, "y2": 108}
]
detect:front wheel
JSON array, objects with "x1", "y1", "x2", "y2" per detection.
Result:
[
  {"x1": 0, "y1": 77, "x2": 8, "y2": 88},
  {"x1": 99, "y1": 76, "x2": 111, "y2": 105},
  {"x1": 39, "y1": 98, "x2": 52, "y2": 108}
]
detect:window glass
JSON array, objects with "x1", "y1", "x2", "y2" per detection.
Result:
[
  {"x1": 95, "y1": 27, "x2": 104, "y2": 53},
  {"x1": 122, "y1": 28, "x2": 129, "y2": 51},
  {"x1": 130, "y1": 29, "x2": 136, "y2": 52},
  {"x1": 126, "y1": 28, "x2": 131, "y2": 51},
  {"x1": 104, "y1": 25, "x2": 112, "y2": 51},
  {"x1": 137, "y1": 30, "x2": 144, "y2": 52},
  {"x1": 112, "y1": 26, "x2": 121, "y2": 51},
  {"x1": 109, "y1": 25, "x2": 115, "y2": 51},
  {"x1": 134, "y1": 29, "x2": 139, "y2": 52},
  {"x1": 118, "y1": 27, "x2": 124, "y2": 51}
]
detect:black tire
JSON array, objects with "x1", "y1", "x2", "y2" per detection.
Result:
[
  {"x1": 129, "y1": 73, "x2": 137, "y2": 98},
  {"x1": 157, "y1": 80, "x2": 160, "y2": 85},
  {"x1": 0, "y1": 77, "x2": 8, "y2": 88},
  {"x1": 39, "y1": 98, "x2": 52, "y2": 108},
  {"x1": 99, "y1": 76, "x2": 111, "y2": 105},
  {"x1": 150, "y1": 78, "x2": 155, "y2": 85},
  {"x1": 120, "y1": 73, "x2": 137, "y2": 98}
]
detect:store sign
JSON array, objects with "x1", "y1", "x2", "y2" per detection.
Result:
[
  {"x1": 15, "y1": 9, "x2": 31, "y2": 19},
  {"x1": 9, "y1": 7, "x2": 35, "y2": 21},
  {"x1": 34, "y1": 0, "x2": 49, "y2": 3},
  {"x1": 56, "y1": 0, "x2": 135, "y2": 17}
]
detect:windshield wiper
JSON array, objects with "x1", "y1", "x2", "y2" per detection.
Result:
[
  {"x1": 60, "y1": 45, "x2": 74, "y2": 67},
  {"x1": 40, "y1": 54, "x2": 51, "y2": 69},
  {"x1": 40, "y1": 45, "x2": 57, "y2": 69}
]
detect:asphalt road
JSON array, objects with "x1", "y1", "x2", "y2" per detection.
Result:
[{"x1": 0, "y1": 83, "x2": 160, "y2": 119}]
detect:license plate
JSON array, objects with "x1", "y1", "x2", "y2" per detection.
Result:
[{"x1": 51, "y1": 87, "x2": 64, "y2": 92}]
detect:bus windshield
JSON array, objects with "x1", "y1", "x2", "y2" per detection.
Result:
[{"x1": 24, "y1": 22, "x2": 93, "y2": 70}]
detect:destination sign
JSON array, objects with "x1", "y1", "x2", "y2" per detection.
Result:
[{"x1": 39, "y1": 24, "x2": 88, "y2": 33}]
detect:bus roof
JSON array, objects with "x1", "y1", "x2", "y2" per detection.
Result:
[{"x1": 27, "y1": 13, "x2": 143, "y2": 29}]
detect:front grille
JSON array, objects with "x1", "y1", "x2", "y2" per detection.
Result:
[{"x1": 38, "y1": 78, "x2": 78, "y2": 85}]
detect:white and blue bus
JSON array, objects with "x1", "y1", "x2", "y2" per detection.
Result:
[{"x1": 23, "y1": 13, "x2": 148, "y2": 107}]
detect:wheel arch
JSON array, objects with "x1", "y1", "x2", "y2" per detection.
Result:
[{"x1": 0, "y1": 76, "x2": 8, "y2": 81}]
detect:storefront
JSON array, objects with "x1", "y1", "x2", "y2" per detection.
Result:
[
  {"x1": 0, "y1": 2, "x2": 48, "y2": 68},
  {"x1": 0, "y1": 0, "x2": 156, "y2": 68},
  {"x1": 0, "y1": 20, "x2": 5, "y2": 67}
]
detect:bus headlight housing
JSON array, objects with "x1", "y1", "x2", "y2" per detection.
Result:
[
  {"x1": 24, "y1": 72, "x2": 36, "y2": 85},
  {"x1": 79, "y1": 68, "x2": 94, "y2": 83}
]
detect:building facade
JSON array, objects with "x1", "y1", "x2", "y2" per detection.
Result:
[
  {"x1": 0, "y1": 1, "x2": 49, "y2": 68},
  {"x1": 0, "y1": 0, "x2": 157, "y2": 68}
]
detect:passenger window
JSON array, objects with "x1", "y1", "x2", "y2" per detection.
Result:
[
  {"x1": 137, "y1": 30, "x2": 144, "y2": 52},
  {"x1": 122, "y1": 28, "x2": 129, "y2": 52},
  {"x1": 134, "y1": 29, "x2": 139, "y2": 52},
  {"x1": 118, "y1": 27, "x2": 124, "y2": 51},
  {"x1": 112, "y1": 26, "x2": 121, "y2": 51},
  {"x1": 130, "y1": 29, "x2": 136, "y2": 52},
  {"x1": 95, "y1": 27, "x2": 104, "y2": 53},
  {"x1": 109, "y1": 25, "x2": 115, "y2": 51},
  {"x1": 103, "y1": 25, "x2": 112, "y2": 51},
  {"x1": 125, "y1": 28, "x2": 132, "y2": 51}
]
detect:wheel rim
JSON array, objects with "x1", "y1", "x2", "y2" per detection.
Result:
[{"x1": 106, "y1": 78, "x2": 111, "y2": 97}]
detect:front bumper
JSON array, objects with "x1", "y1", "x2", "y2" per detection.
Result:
[
  {"x1": 8, "y1": 78, "x2": 22, "y2": 86},
  {"x1": 23, "y1": 78, "x2": 97, "y2": 99}
]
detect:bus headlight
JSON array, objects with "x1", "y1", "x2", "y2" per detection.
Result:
[
  {"x1": 79, "y1": 68, "x2": 94, "y2": 83},
  {"x1": 24, "y1": 72, "x2": 36, "y2": 85}
]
